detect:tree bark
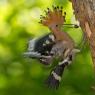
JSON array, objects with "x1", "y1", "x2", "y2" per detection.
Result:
[{"x1": 71, "y1": 0, "x2": 95, "y2": 69}]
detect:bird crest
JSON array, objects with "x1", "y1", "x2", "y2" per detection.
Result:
[{"x1": 40, "y1": 6, "x2": 66, "y2": 28}]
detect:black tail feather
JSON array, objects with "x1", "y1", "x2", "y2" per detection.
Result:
[
  {"x1": 45, "y1": 64, "x2": 65, "y2": 89},
  {"x1": 45, "y1": 72, "x2": 60, "y2": 89},
  {"x1": 45, "y1": 55, "x2": 72, "y2": 89}
]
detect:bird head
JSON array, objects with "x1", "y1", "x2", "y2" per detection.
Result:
[{"x1": 40, "y1": 6, "x2": 66, "y2": 31}]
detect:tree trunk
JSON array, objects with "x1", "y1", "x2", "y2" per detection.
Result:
[{"x1": 71, "y1": 0, "x2": 95, "y2": 68}]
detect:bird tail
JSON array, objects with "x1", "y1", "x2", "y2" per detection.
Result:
[{"x1": 45, "y1": 56, "x2": 72, "y2": 89}]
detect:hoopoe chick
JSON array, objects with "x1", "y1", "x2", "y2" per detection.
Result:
[{"x1": 40, "y1": 6, "x2": 80, "y2": 89}]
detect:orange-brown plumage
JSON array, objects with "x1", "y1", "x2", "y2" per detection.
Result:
[{"x1": 40, "y1": 6, "x2": 65, "y2": 28}]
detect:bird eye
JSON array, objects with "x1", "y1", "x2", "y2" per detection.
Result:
[{"x1": 56, "y1": 25, "x2": 58, "y2": 27}]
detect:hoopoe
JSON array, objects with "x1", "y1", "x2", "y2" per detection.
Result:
[{"x1": 24, "y1": 6, "x2": 80, "y2": 89}]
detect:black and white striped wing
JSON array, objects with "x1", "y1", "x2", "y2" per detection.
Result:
[
  {"x1": 34, "y1": 33, "x2": 55, "y2": 55},
  {"x1": 24, "y1": 33, "x2": 55, "y2": 64}
]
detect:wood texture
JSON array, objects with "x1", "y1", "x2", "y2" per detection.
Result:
[{"x1": 71, "y1": 0, "x2": 95, "y2": 68}]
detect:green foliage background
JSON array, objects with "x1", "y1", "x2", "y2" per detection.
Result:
[{"x1": 0, "y1": 0, "x2": 95, "y2": 95}]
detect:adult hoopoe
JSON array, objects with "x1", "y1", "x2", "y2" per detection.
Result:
[{"x1": 24, "y1": 6, "x2": 80, "y2": 89}]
